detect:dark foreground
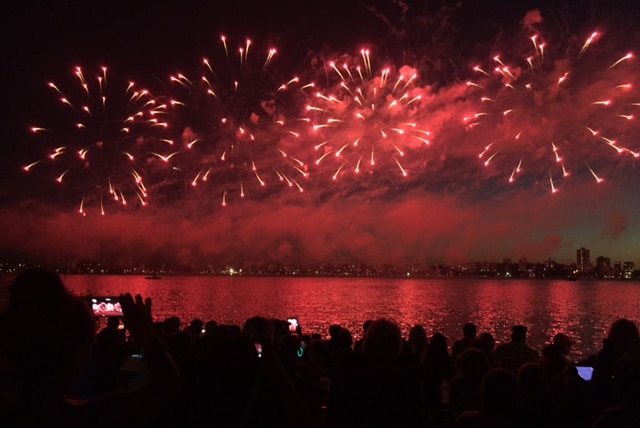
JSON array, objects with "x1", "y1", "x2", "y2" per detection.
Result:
[{"x1": 1, "y1": 268, "x2": 639, "y2": 427}]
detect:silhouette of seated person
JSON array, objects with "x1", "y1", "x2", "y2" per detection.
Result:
[
  {"x1": 0, "y1": 268, "x2": 180, "y2": 427},
  {"x1": 494, "y1": 325, "x2": 539, "y2": 375}
]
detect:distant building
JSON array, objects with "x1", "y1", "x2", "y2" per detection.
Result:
[
  {"x1": 595, "y1": 256, "x2": 612, "y2": 278},
  {"x1": 623, "y1": 262, "x2": 635, "y2": 280},
  {"x1": 577, "y1": 247, "x2": 591, "y2": 272}
]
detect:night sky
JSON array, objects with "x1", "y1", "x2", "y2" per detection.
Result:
[{"x1": 2, "y1": 0, "x2": 640, "y2": 268}]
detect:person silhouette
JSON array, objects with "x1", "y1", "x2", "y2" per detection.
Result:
[
  {"x1": 452, "y1": 322, "x2": 478, "y2": 361},
  {"x1": 494, "y1": 325, "x2": 539, "y2": 375},
  {"x1": 1, "y1": 269, "x2": 180, "y2": 427}
]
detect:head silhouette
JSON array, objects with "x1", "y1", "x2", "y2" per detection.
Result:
[{"x1": 362, "y1": 318, "x2": 403, "y2": 362}]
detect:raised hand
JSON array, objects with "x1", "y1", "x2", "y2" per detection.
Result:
[{"x1": 119, "y1": 293, "x2": 156, "y2": 350}]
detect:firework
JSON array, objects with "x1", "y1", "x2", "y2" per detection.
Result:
[
  {"x1": 462, "y1": 28, "x2": 639, "y2": 193},
  {"x1": 164, "y1": 36, "x2": 310, "y2": 207},
  {"x1": 23, "y1": 66, "x2": 173, "y2": 215},
  {"x1": 293, "y1": 48, "x2": 438, "y2": 198}
]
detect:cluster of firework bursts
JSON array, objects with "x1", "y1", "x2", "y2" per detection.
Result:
[
  {"x1": 462, "y1": 29, "x2": 639, "y2": 192},
  {"x1": 165, "y1": 36, "x2": 310, "y2": 206},
  {"x1": 23, "y1": 66, "x2": 174, "y2": 214},
  {"x1": 298, "y1": 50, "x2": 433, "y2": 191},
  {"x1": 22, "y1": 26, "x2": 640, "y2": 215}
]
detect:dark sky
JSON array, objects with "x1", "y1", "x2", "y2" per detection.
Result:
[{"x1": 2, "y1": 0, "x2": 640, "y2": 268}]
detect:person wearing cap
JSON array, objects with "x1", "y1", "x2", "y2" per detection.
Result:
[{"x1": 541, "y1": 333, "x2": 574, "y2": 380}]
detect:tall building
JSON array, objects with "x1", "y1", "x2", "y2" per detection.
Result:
[
  {"x1": 623, "y1": 262, "x2": 635, "y2": 280},
  {"x1": 577, "y1": 247, "x2": 590, "y2": 272}
]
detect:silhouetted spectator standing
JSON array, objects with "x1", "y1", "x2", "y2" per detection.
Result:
[
  {"x1": 242, "y1": 316, "x2": 313, "y2": 427},
  {"x1": 1, "y1": 269, "x2": 180, "y2": 427},
  {"x1": 191, "y1": 319, "x2": 218, "y2": 354},
  {"x1": 593, "y1": 319, "x2": 640, "y2": 382},
  {"x1": 452, "y1": 322, "x2": 477, "y2": 361},
  {"x1": 448, "y1": 348, "x2": 491, "y2": 420},
  {"x1": 549, "y1": 364, "x2": 597, "y2": 428},
  {"x1": 327, "y1": 327, "x2": 361, "y2": 427},
  {"x1": 494, "y1": 325, "x2": 539, "y2": 375},
  {"x1": 326, "y1": 323, "x2": 343, "y2": 353},
  {"x1": 471, "y1": 332, "x2": 497, "y2": 367},
  {"x1": 592, "y1": 358, "x2": 640, "y2": 427},
  {"x1": 592, "y1": 318, "x2": 640, "y2": 416},
  {"x1": 353, "y1": 319, "x2": 372, "y2": 358},
  {"x1": 354, "y1": 318, "x2": 422, "y2": 427},
  {"x1": 541, "y1": 333, "x2": 574, "y2": 381},
  {"x1": 423, "y1": 332, "x2": 455, "y2": 425},
  {"x1": 407, "y1": 324, "x2": 428, "y2": 364},
  {"x1": 516, "y1": 362, "x2": 559, "y2": 428}
]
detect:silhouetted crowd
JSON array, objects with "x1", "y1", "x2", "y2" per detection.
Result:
[{"x1": 1, "y1": 268, "x2": 639, "y2": 427}]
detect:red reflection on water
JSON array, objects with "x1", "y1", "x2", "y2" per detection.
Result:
[{"x1": 2, "y1": 274, "x2": 639, "y2": 359}]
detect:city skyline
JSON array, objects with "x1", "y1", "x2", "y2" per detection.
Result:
[
  {"x1": 1, "y1": 1, "x2": 640, "y2": 268},
  {"x1": 0, "y1": 246, "x2": 636, "y2": 279}
]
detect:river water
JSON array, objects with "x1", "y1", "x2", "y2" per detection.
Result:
[{"x1": 2, "y1": 274, "x2": 639, "y2": 359}]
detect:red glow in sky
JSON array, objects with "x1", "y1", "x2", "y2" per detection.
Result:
[{"x1": 1, "y1": 1, "x2": 640, "y2": 267}]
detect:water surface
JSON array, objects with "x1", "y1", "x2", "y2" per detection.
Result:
[{"x1": 2, "y1": 274, "x2": 639, "y2": 359}]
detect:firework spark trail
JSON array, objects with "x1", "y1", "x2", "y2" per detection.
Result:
[
  {"x1": 23, "y1": 66, "x2": 173, "y2": 215},
  {"x1": 21, "y1": 14, "x2": 640, "y2": 212},
  {"x1": 165, "y1": 36, "x2": 311, "y2": 207},
  {"x1": 462, "y1": 28, "x2": 639, "y2": 193},
  {"x1": 294, "y1": 48, "x2": 438, "y2": 196}
]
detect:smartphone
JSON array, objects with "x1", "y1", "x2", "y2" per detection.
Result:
[
  {"x1": 287, "y1": 317, "x2": 300, "y2": 334},
  {"x1": 90, "y1": 296, "x2": 123, "y2": 317},
  {"x1": 576, "y1": 366, "x2": 593, "y2": 381}
]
